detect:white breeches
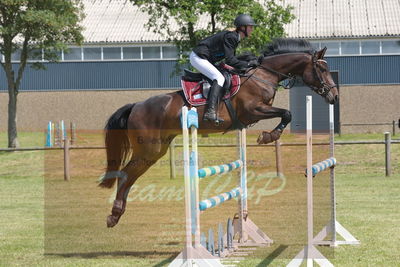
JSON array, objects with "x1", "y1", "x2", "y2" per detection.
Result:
[{"x1": 189, "y1": 51, "x2": 225, "y2": 87}]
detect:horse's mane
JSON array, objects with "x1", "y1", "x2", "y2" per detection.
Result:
[
  {"x1": 262, "y1": 38, "x2": 316, "y2": 57},
  {"x1": 237, "y1": 38, "x2": 316, "y2": 63},
  {"x1": 236, "y1": 51, "x2": 258, "y2": 62}
]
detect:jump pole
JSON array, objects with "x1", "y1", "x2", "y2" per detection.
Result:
[
  {"x1": 287, "y1": 96, "x2": 334, "y2": 267},
  {"x1": 46, "y1": 121, "x2": 53, "y2": 147},
  {"x1": 170, "y1": 106, "x2": 272, "y2": 267},
  {"x1": 170, "y1": 106, "x2": 222, "y2": 267},
  {"x1": 313, "y1": 104, "x2": 360, "y2": 246},
  {"x1": 288, "y1": 96, "x2": 360, "y2": 267}
]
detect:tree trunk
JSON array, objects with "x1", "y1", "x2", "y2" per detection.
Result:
[{"x1": 8, "y1": 90, "x2": 19, "y2": 148}]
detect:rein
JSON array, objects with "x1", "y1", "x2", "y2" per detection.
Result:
[
  {"x1": 257, "y1": 64, "x2": 296, "y2": 89},
  {"x1": 240, "y1": 68, "x2": 278, "y2": 89},
  {"x1": 240, "y1": 64, "x2": 295, "y2": 90}
]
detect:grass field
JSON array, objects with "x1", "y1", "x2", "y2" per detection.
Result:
[{"x1": 0, "y1": 131, "x2": 399, "y2": 267}]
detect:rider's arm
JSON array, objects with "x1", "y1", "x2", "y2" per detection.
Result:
[{"x1": 223, "y1": 32, "x2": 249, "y2": 70}]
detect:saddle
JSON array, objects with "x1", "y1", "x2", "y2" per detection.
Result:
[{"x1": 181, "y1": 63, "x2": 241, "y2": 106}]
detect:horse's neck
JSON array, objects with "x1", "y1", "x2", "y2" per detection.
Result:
[{"x1": 264, "y1": 53, "x2": 309, "y2": 81}]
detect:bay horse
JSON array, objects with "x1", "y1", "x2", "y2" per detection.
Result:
[{"x1": 99, "y1": 38, "x2": 338, "y2": 227}]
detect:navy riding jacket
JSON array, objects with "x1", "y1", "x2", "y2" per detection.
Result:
[{"x1": 193, "y1": 30, "x2": 248, "y2": 69}]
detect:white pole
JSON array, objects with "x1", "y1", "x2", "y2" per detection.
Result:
[
  {"x1": 329, "y1": 104, "x2": 337, "y2": 244},
  {"x1": 237, "y1": 129, "x2": 247, "y2": 243},
  {"x1": 181, "y1": 107, "x2": 193, "y2": 260},
  {"x1": 306, "y1": 96, "x2": 313, "y2": 254},
  {"x1": 191, "y1": 107, "x2": 201, "y2": 248}
]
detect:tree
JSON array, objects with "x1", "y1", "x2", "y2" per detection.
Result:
[
  {"x1": 0, "y1": 0, "x2": 84, "y2": 148},
  {"x1": 131, "y1": 0, "x2": 294, "y2": 72}
]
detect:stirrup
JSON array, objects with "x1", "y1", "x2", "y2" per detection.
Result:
[
  {"x1": 203, "y1": 111, "x2": 224, "y2": 125},
  {"x1": 214, "y1": 118, "x2": 224, "y2": 126}
]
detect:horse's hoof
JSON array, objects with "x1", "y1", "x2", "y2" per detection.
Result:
[
  {"x1": 257, "y1": 130, "x2": 282, "y2": 144},
  {"x1": 257, "y1": 132, "x2": 273, "y2": 144},
  {"x1": 107, "y1": 215, "x2": 120, "y2": 228}
]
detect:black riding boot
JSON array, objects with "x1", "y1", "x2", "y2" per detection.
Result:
[{"x1": 203, "y1": 80, "x2": 224, "y2": 123}]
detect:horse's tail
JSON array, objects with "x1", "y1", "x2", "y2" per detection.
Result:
[{"x1": 99, "y1": 103, "x2": 135, "y2": 188}]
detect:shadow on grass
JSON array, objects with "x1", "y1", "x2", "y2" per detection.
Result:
[
  {"x1": 45, "y1": 250, "x2": 177, "y2": 259},
  {"x1": 256, "y1": 244, "x2": 288, "y2": 266}
]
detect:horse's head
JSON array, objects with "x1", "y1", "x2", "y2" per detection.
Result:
[{"x1": 302, "y1": 47, "x2": 338, "y2": 104}]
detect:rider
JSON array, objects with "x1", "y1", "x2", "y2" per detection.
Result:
[{"x1": 190, "y1": 14, "x2": 257, "y2": 123}]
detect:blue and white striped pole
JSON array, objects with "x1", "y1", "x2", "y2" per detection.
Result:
[
  {"x1": 305, "y1": 157, "x2": 336, "y2": 176},
  {"x1": 199, "y1": 187, "x2": 241, "y2": 211},
  {"x1": 46, "y1": 121, "x2": 52, "y2": 147},
  {"x1": 198, "y1": 160, "x2": 242, "y2": 178}
]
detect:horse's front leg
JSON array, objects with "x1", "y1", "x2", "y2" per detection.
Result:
[{"x1": 251, "y1": 105, "x2": 292, "y2": 144}]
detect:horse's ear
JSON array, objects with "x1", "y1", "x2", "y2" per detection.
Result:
[{"x1": 317, "y1": 47, "x2": 327, "y2": 59}]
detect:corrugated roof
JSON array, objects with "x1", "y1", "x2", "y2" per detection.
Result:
[
  {"x1": 82, "y1": 0, "x2": 209, "y2": 43},
  {"x1": 281, "y1": 0, "x2": 400, "y2": 38},
  {"x1": 81, "y1": 0, "x2": 400, "y2": 44}
]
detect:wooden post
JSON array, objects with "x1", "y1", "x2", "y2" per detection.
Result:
[
  {"x1": 385, "y1": 132, "x2": 391, "y2": 177},
  {"x1": 64, "y1": 139, "x2": 70, "y2": 181},
  {"x1": 169, "y1": 138, "x2": 176, "y2": 179},
  {"x1": 392, "y1": 120, "x2": 396, "y2": 136},
  {"x1": 275, "y1": 140, "x2": 283, "y2": 177}
]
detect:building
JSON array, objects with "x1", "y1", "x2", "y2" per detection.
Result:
[{"x1": 1, "y1": 0, "x2": 399, "y2": 133}]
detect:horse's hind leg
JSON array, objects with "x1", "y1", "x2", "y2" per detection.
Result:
[
  {"x1": 107, "y1": 156, "x2": 152, "y2": 227},
  {"x1": 106, "y1": 135, "x2": 173, "y2": 228}
]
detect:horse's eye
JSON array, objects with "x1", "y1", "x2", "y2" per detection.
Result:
[{"x1": 318, "y1": 65, "x2": 326, "y2": 73}]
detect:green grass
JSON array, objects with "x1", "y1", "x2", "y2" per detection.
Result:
[{"x1": 0, "y1": 131, "x2": 399, "y2": 266}]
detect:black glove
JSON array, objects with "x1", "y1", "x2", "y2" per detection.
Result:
[{"x1": 247, "y1": 59, "x2": 259, "y2": 68}]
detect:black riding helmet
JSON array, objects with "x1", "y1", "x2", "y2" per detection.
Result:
[
  {"x1": 234, "y1": 14, "x2": 257, "y2": 27},
  {"x1": 234, "y1": 14, "x2": 256, "y2": 37}
]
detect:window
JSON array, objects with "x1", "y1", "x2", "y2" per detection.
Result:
[
  {"x1": 64, "y1": 48, "x2": 82, "y2": 60},
  {"x1": 361, "y1": 41, "x2": 380, "y2": 54},
  {"x1": 382, "y1": 40, "x2": 400, "y2": 54},
  {"x1": 309, "y1": 41, "x2": 320, "y2": 50},
  {"x1": 341, "y1": 41, "x2": 359, "y2": 55},
  {"x1": 28, "y1": 49, "x2": 43, "y2": 61},
  {"x1": 320, "y1": 42, "x2": 339, "y2": 55},
  {"x1": 142, "y1": 46, "x2": 160, "y2": 59},
  {"x1": 162, "y1": 46, "x2": 178, "y2": 59},
  {"x1": 44, "y1": 49, "x2": 62, "y2": 61},
  {"x1": 103, "y1": 47, "x2": 121, "y2": 60},
  {"x1": 83, "y1": 47, "x2": 101, "y2": 60},
  {"x1": 11, "y1": 49, "x2": 21, "y2": 61},
  {"x1": 123, "y1": 47, "x2": 141, "y2": 59}
]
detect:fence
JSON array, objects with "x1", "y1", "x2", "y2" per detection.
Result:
[
  {"x1": 1, "y1": 134, "x2": 399, "y2": 180},
  {"x1": 340, "y1": 119, "x2": 399, "y2": 136}
]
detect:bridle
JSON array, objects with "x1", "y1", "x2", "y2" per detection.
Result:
[
  {"x1": 310, "y1": 55, "x2": 337, "y2": 97},
  {"x1": 243, "y1": 52, "x2": 337, "y2": 95}
]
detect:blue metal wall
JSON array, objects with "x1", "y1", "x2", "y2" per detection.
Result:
[
  {"x1": 326, "y1": 55, "x2": 400, "y2": 85},
  {"x1": 0, "y1": 60, "x2": 181, "y2": 91},
  {"x1": 0, "y1": 55, "x2": 399, "y2": 91}
]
